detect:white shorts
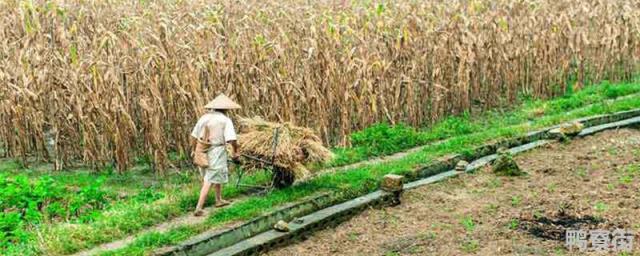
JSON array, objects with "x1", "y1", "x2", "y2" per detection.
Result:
[
  {"x1": 204, "y1": 168, "x2": 229, "y2": 184},
  {"x1": 203, "y1": 145, "x2": 229, "y2": 184}
]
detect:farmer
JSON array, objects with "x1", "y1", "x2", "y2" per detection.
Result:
[{"x1": 190, "y1": 94, "x2": 241, "y2": 216}]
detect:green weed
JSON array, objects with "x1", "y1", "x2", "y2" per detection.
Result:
[
  {"x1": 511, "y1": 196, "x2": 522, "y2": 207},
  {"x1": 0, "y1": 174, "x2": 110, "y2": 250},
  {"x1": 132, "y1": 188, "x2": 165, "y2": 204},
  {"x1": 594, "y1": 202, "x2": 608, "y2": 213},
  {"x1": 460, "y1": 216, "x2": 476, "y2": 232},
  {"x1": 575, "y1": 167, "x2": 588, "y2": 178},
  {"x1": 508, "y1": 219, "x2": 520, "y2": 230},
  {"x1": 461, "y1": 238, "x2": 480, "y2": 253},
  {"x1": 617, "y1": 165, "x2": 639, "y2": 185}
]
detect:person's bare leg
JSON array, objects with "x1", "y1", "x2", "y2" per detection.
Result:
[
  {"x1": 214, "y1": 184, "x2": 230, "y2": 207},
  {"x1": 194, "y1": 181, "x2": 212, "y2": 216},
  {"x1": 213, "y1": 184, "x2": 222, "y2": 201}
]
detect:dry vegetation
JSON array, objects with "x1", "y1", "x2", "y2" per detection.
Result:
[
  {"x1": 238, "y1": 116, "x2": 333, "y2": 179},
  {"x1": 1, "y1": 0, "x2": 639, "y2": 172}
]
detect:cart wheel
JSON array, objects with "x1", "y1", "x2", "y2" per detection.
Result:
[{"x1": 272, "y1": 166, "x2": 295, "y2": 188}]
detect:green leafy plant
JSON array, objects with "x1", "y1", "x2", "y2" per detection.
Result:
[
  {"x1": 594, "y1": 202, "x2": 608, "y2": 213},
  {"x1": 460, "y1": 216, "x2": 476, "y2": 232},
  {"x1": 618, "y1": 164, "x2": 639, "y2": 184},
  {"x1": 508, "y1": 219, "x2": 520, "y2": 230},
  {"x1": 0, "y1": 174, "x2": 111, "y2": 250},
  {"x1": 511, "y1": 196, "x2": 522, "y2": 207},
  {"x1": 133, "y1": 188, "x2": 165, "y2": 203}
]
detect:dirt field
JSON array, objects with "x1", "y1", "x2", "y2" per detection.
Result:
[{"x1": 267, "y1": 128, "x2": 640, "y2": 255}]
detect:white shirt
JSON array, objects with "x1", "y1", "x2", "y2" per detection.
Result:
[{"x1": 190, "y1": 111, "x2": 237, "y2": 145}]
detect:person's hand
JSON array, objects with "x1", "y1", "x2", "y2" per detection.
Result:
[{"x1": 232, "y1": 152, "x2": 241, "y2": 163}]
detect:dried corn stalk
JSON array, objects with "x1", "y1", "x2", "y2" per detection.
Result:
[{"x1": 0, "y1": 0, "x2": 638, "y2": 172}]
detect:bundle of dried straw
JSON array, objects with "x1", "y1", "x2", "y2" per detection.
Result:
[{"x1": 237, "y1": 117, "x2": 333, "y2": 179}]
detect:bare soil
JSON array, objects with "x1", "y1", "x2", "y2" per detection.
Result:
[{"x1": 268, "y1": 128, "x2": 640, "y2": 255}]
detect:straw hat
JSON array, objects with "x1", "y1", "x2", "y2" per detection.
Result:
[{"x1": 204, "y1": 94, "x2": 242, "y2": 110}]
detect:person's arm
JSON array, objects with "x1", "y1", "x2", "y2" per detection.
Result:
[
  {"x1": 190, "y1": 137, "x2": 198, "y2": 158},
  {"x1": 229, "y1": 140, "x2": 240, "y2": 161},
  {"x1": 224, "y1": 117, "x2": 240, "y2": 161}
]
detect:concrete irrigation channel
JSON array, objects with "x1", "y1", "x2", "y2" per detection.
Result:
[{"x1": 155, "y1": 109, "x2": 640, "y2": 256}]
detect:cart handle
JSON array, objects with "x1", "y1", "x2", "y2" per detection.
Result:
[{"x1": 240, "y1": 154, "x2": 274, "y2": 165}]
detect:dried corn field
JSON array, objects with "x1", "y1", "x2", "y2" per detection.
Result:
[{"x1": 1, "y1": 0, "x2": 639, "y2": 172}]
